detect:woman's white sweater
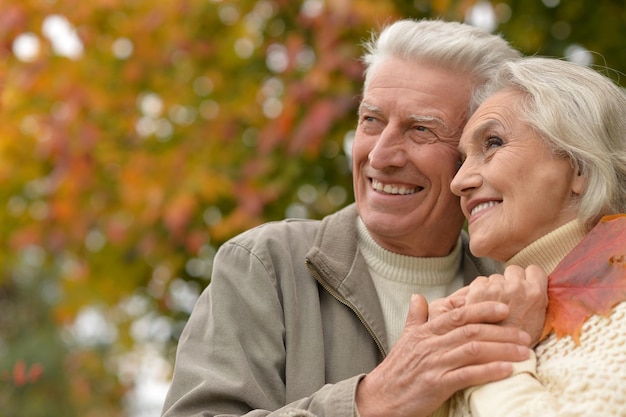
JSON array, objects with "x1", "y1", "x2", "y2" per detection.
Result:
[{"x1": 452, "y1": 219, "x2": 626, "y2": 417}]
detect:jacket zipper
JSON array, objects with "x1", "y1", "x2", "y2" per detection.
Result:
[{"x1": 306, "y1": 260, "x2": 387, "y2": 358}]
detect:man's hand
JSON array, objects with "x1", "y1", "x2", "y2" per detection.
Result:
[
  {"x1": 430, "y1": 265, "x2": 549, "y2": 347},
  {"x1": 356, "y1": 295, "x2": 531, "y2": 417}
]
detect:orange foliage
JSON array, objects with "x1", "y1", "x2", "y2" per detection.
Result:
[
  {"x1": 1, "y1": 0, "x2": 624, "y2": 414},
  {"x1": 543, "y1": 214, "x2": 626, "y2": 344}
]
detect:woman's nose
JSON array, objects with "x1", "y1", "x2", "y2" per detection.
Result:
[{"x1": 450, "y1": 159, "x2": 481, "y2": 196}]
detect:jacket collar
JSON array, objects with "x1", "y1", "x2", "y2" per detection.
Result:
[
  {"x1": 305, "y1": 203, "x2": 502, "y2": 353},
  {"x1": 305, "y1": 204, "x2": 388, "y2": 352},
  {"x1": 307, "y1": 203, "x2": 500, "y2": 286}
]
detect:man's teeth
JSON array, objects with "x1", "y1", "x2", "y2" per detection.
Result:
[
  {"x1": 471, "y1": 201, "x2": 500, "y2": 216},
  {"x1": 372, "y1": 179, "x2": 417, "y2": 195}
]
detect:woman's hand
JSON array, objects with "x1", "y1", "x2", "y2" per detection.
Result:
[{"x1": 429, "y1": 265, "x2": 548, "y2": 347}]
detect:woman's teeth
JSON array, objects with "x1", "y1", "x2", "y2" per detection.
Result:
[{"x1": 471, "y1": 201, "x2": 500, "y2": 216}]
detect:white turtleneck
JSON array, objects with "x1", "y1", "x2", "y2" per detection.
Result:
[{"x1": 356, "y1": 217, "x2": 464, "y2": 348}]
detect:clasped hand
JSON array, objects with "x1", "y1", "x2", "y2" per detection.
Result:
[
  {"x1": 356, "y1": 265, "x2": 548, "y2": 417},
  {"x1": 430, "y1": 264, "x2": 549, "y2": 347}
]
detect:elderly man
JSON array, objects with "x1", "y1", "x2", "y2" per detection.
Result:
[{"x1": 161, "y1": 19, "x2": 542, "y2": 417}]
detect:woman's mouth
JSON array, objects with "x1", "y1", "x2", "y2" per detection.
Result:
[{"x1": 470, "y1": 200, "x2": 501, "y2": 216}]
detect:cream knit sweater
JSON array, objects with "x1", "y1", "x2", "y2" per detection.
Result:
[
  {"x1": 356, "y1": 218, "x2": 464, "y2": 348},
  {"x1": 356, "y1": 218, "x2": 464, "y2": 417},
  {"x1": 451, "y1": 219, "x2": 626, "y2": 417}
]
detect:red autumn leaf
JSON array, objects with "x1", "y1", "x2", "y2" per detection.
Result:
[
  {"x1": 27, "y1": 363, "x2": 44, "y2": 384},
  {"x1": 13, "y1": 360, "x2": 27, "y2": 387},
  {"x1": 542, "y1": 214, "x2": 626, "y2": 344}
]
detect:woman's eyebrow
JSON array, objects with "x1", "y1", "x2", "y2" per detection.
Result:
[{"x1": 461, "y1": 119, "x2": 502, "y2": 153}]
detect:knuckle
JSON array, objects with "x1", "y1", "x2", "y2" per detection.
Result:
[
  {"x1": 473, "y1": 276, "x2": 490, "y2": 285},
  {"x1": 460, "y1": 324, "x2": 480, "y2": 339},
  {"x1": 449, "y1": 308, "x2": 465, "y2": 325},
  {"x1": 505, "y1": 264, "x2": 524, "y2": 275},
  {"x1": 463, "y1": 340, "x2": 481, "y2": 357}
]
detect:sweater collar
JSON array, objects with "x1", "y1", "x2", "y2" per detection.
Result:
[
  {"x1": 505, "y1": 219, "x2": 587, "y2": 274},
  {"x1": 356, "y1": 217, "x2": 462, "y2": 286}
]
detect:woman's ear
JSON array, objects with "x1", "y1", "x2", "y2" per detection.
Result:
[{"x1": 571, "y1": 163, "x2": 586, "y2": 196}]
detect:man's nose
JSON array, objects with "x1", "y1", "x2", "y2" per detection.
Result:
[{"x1": 368, "y1": 126, "x2": 407, "y2": 169}]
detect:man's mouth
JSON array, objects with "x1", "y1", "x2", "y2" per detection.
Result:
[{"x1": 371, "y1": 179, "x2": 420, "y2": 195}]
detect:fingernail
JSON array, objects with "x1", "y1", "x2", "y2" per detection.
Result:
[{"x1": 519, "y1": 331, "x2": 531, "y2": 346}]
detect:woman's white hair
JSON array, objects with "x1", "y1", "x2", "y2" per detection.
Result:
[
  {"x1": 480, "y1": 57, "x2": 626, "y2": 229},
  {"x1": 361, "y1": 19, "x2": 521, "y2": 112}
]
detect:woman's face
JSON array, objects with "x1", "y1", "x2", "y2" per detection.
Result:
[{"x1": 450, "y1": 89, "x2": 585, "y2": 262}]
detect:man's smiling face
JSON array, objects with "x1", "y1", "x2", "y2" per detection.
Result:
[{"x1": 352, "y1": 57, "x2": 470, "y2": 257}]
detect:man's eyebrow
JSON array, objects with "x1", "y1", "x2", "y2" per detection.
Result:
[
  {"x1": 359, "y1": 102, "x2": 447, "y2": 128},
  {"x1": 408, "y1": 114, "x2": 447, "y2": 129},
  {"x1": 358, "y1": 101, "x2": 382, "y2": 115}
]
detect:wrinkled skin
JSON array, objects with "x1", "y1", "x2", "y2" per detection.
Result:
[
  {"x1": 429, "y1": 265, "x2": 549, "y2": 347},
  {"x1": 356, "y1": 299, "x2": 532, "y2": 417},
  {"x1": 353, "y1": 56, "x2": 542, "y2": 417},
  {"x1": 357, "y1": 266, "x2": 547, "y2": 417}
]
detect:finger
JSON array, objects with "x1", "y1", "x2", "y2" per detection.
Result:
[
  {"x1": 429, "y1": 296, "x2": 465, "y2": 320},
  {"x1": 468, "y1": 275, "x2": 490, "y2": 288},
  {"x1": 525, "y1": 264, "x2": 548, "y2": 291},
  {"x1": 503, "y1": 264, "x2": 525, "y2": 280},
  {"x1": 427, "y1": 301, "x2": 510, "y2": 336},
  {"x1": 466, "y1": 278, "x2": 507, "y2": 304},
  {"x1": 449, "y1": 285, "x2": 471, "y2": 298},
  {"x1": 440, "y1": 336, "x2": 530, "y2": 369},
  {"x1": 406, "y1": 293, "x2": 429, "y2": 327},
  {"x1": 428, "y1": 299, "x2": 451, "y2": 320},
  {"x1": 440, "y1": 361, "x2": 514, "y2": 393}
]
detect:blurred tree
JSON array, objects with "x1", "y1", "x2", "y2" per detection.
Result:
[{"x1": 0, "y1": 0, "x2": 624, "y2": 415}]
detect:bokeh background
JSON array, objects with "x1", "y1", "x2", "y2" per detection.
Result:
[{"x1": 1, "y1": 0, "x2": 625, "y2": 415}]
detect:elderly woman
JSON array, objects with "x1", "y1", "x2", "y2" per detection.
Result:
[{"x1": 446, "y1": 57, "x2": 626, "y2": 416}]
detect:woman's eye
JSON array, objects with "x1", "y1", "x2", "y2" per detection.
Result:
[{"x1": 484, "y1": 136, "x2": 504, "y2": 149}]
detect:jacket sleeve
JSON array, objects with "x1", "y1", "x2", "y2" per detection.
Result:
[
  {"x1": 160, "y1": 238, "x2": 360, "y2": 417},
  {"x1": 451, "y1": 352, "x2": 558, "y2": 417}
]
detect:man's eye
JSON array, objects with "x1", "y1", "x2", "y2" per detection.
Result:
[{"x1": 409, "y1": 125, "x2": 439, "y2": 144}]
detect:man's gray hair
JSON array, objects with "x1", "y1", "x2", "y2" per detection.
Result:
[{"x1": 361, "y1": 19, "x2": 521, "y2": 111}]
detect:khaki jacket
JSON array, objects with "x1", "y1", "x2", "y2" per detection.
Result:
[{"x1": 161, "y1": 204, "x2": 500, "y2": 417}]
